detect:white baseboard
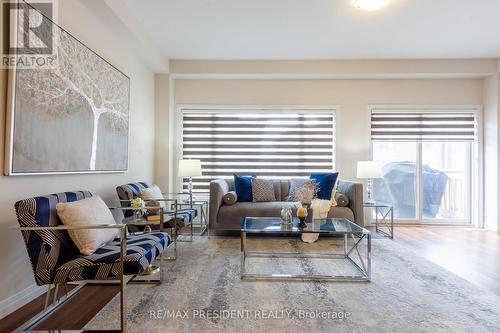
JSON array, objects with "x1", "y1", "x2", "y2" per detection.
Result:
[{"x1": 0, "y1": 284, "x2": 46, "y2": 320}]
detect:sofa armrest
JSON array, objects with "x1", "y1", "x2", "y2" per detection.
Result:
[
  {"x1": 337, "y1": 180, "x2": 364, "y2": 226},
  {"x1": 209, "y1": 179, "x2": 230, "y2": 230}
]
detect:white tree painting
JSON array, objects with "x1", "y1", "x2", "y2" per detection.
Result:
[{"x1": 9, "y1": 7, "x2": 129, "y2": 174}]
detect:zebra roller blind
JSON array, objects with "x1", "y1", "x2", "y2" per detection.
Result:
[
  {"x1": 371, "y1": 109, "x2": 477, "y2": 142},
  {"x1": 182, "y1": 110, "x2": 336, "y2": 194}
]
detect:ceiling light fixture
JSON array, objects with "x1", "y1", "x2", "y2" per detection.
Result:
[{"x1": 352, "y1": 0, "x2": 392, "y2": 11}]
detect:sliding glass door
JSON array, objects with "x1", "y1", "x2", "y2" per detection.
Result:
[
  {"x1": 372, "y1": 141, "x2": 473, "y2": 224},
  {"x1": 370, "y1": 107, "x2": 478, "y2": 225}
]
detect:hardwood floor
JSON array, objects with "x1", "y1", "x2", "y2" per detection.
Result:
[
  {"x1": 0, "y1": 284, "x2": 119, "y2": 332},
  {"x1": 0, "y1": 226, "x2": 498, "y2": 331},
  {"x1": 392, "y1": 226, "x2": 500, "y2": 296}
]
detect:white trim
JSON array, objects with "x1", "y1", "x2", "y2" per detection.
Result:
[
  {"x1": 169, "y1": 73, "x2": 491, "y2": 80},
  {"x1": 0, "y1": 284, "x2": 45, "y2": 320},
  {"x1": 368, "y1": 104, "x2": 483, "y2": 227},
  {"x1": 177, "y1": 104, "x2": 341, "y2": 112}
]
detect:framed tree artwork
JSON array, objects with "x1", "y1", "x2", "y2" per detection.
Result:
[{"x1": 4, "y1": 1, "x2": 130, "y2": 175}]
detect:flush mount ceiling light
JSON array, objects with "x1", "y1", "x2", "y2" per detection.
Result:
[{"x1": 352, "y1": 0, "x2": 392, "y2": 11}]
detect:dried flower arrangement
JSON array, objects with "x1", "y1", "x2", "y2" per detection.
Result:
[{"x1": 293, "y1": 181, "x2": 319, "y2": 205}]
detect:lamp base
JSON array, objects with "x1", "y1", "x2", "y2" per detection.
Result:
[{"x1": 366, "y1": 178, "x2": 376, "y2": 205}]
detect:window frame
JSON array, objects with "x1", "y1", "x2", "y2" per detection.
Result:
[
  {"x1": 368, "y1": 105, "x2": 483, "y2": 227},
  {"x1": 175, "y1": 104, "x2": 339, "y2": 196}
]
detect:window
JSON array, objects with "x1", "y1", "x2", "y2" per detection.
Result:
[
  {"x1": 371, "y1": 108, "x2": 478, "y2": 224},
  {"x1": 180, "y1": 109, "x2": 336, "y2": 195}
]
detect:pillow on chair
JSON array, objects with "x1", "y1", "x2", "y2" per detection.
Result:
[
  {"x1": 140, "y1": 185, "x2": 166, "y2": 208},
  {"x1": 56, "y1": 196, "x2": 118, "y2": 256}
]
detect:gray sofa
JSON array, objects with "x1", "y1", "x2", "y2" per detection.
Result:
[{"x1": 209, "y1": 178, "x2": 364, "y2": 233}]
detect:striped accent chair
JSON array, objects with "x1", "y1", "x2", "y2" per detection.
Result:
[
  {"x1": 14, "y1": 191, "x2": 170, "y2": 285},
  {"x1": 14, "y1": 191, "x2": 170, "y2": 331},
  {"x1": 116, "y1": 182, "x2": 197, "y2": 227}
]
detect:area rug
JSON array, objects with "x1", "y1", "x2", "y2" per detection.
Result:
[{"x1": 85, "y1": 237, "x2": 500, "y2": 332}]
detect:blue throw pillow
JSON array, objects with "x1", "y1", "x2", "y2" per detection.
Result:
[
  {"x1": 234, "y1": 174, "x2": 255, "y2": 202},
  {"x1": 309, "y1": 172, "x2": 339, "y2": 200}
]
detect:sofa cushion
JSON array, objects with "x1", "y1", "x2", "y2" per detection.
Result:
[
  {"x1": 288, "y1": 178, "x2": 318, "y2": 203},
  {"x1": 223, "y1": 191, "x2": 238, "y2": 205},
  {"x1": 218, "y1": 201, "x2": 298, "y2": 225},
  {"x1": 251, "y1": 178, "x2": 276, "y2": 202},
  {"x1": 310, "y1": 172, "x2": 339, "y2": 200},
  {"x1": 234, "y1": 174, "x2": 255, "y2": 202},
  {"x1": 217, "y1": 201, "x2": 355, "y2": 226},
  {"x1": 335, "y1": 192, "x2": 350, "y2": 207},
  {"x1": 327, "y1": 206, "x2": 354, "y2": 221}
]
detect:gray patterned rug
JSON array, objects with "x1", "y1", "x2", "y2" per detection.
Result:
[{"x1": 85, "y1": 237, "x2": 500, "y2": 333}]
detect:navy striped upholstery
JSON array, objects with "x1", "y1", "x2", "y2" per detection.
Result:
[
  {"x1": 116, "y1": 182, "x2": 149, "y2": 217},
  {"x1": 166, "y1": 208, "x2": 198, "y2": 224},
  {"x1": 116, "y1": 182, "x2": 198, "y2": 224},
  {"x1": 53, "y1": 232, "x2": 169, "y2": 283},
  {"x1": 15, "y1": 191, "x2": 169, "y2": 285},
  {"x1": 15, "y1": 191, "x2": 92, "y2": 285}
]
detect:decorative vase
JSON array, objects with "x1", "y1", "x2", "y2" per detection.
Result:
[
  {"x1": 280, "y1": 208, "x2": 293, "y2": 224},
  {"x1": 134, "y1": 209, "x2": 143, "y2": 222}
]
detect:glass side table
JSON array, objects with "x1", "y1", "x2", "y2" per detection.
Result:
[
  {"x1": 363, "y1": 202, "x2": 394, "y2": 239},
  {"x1": 109, "y1": 206, "x2": 174, "y2": 283},
  {"x1": 176, "y1": 199, "x2": 209, "y2": 241},
  {"x1": 112, "y1": 205, "x2": 178, "y2": 261}
]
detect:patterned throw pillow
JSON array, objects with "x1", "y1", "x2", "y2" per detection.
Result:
[
  {"x1": 251, "y1": 178, "x2": 276, "y2": 202},
  {"x1": 287, "y1": 178, "x2": 317, "y2": 203}
]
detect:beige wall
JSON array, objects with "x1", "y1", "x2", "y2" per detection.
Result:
[
  {"x1": 154, "y1": 74, "x2": 170, "y2": 190},
  {"x1": 173, "y1": 79, "x2": 483, "y2": 182},
  {"x1": 0, "y1": 0, "x2": 156, "y2": 316},
  {"x1": 483, "y1": 74, "x2": 500, "y2": 231}
]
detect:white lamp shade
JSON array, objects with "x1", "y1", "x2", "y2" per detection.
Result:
[
  {"x1": 178, "y1": 159, "x2": 202, "y2": 177},
  {"x1": 357, "y1": 161, "x2": 382, "y2": 179}
]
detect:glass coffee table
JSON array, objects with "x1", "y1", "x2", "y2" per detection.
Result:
[{"x1": 241, "y1": 217, "x2": 371, "y2": 281}]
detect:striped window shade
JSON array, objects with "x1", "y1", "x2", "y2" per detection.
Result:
[
  {"x1": 371, "y1": 110, "x2": 477, "y2": 142},
  {"x1": 181, "y1": 110, "x2": 336, "y2": 194}
]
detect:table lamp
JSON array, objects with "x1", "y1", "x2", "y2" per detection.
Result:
[
  {"x1": 178, "y1": 159, "x2": 202, "y2": 206},
  {"x1": 357, "y1": 161, "x2": 382, "y2": 204}
]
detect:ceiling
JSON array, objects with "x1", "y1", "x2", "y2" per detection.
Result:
[{"x1": 122, "y1": 0, "x2": 500, "y2": 60}]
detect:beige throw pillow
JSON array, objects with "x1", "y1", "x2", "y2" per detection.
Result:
[
  {"x1": 139, "y1": 185, "x2": 166, "y2": 209},
  {"x1": 56, "y1": 196, "x2": 118, "y2": 256}
]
